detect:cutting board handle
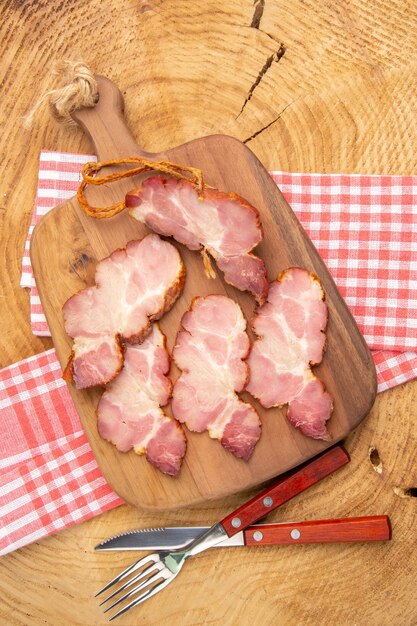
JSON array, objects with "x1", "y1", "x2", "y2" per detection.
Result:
[{"x1": 71, "y1": 75, "x2": 156, "y2": 161}]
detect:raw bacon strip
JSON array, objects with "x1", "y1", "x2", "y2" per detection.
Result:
[
  {"x1": 246, "y1": 268, "x2": 333, "y2": 440},
  {"x1": 63, "y1": 234, "x2": 185, "y2": 390},
  {"x1": 97, "y1": 325, "x2": 186, "y2": 476},
  {"x1": 126, "y1": 177, "x2": 268, "y2": 304},
  {"x1": 171, "y1": 295, "x2": 261, "y2": 460}
]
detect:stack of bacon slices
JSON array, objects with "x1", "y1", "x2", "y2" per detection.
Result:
[
  {"x1": 63, "y1": 234, "x2": 187, "y2": 476},
  {"x1": 63, "y1": 171, "x2": 334, "y2": 477}
]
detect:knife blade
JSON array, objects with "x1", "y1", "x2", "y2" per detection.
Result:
[
  {"x1": 95, "y1": 526, "x2": 241, "y2": 550},
  {"x1": 95, "y1": 516, "x2": 391, "y2": 551}
]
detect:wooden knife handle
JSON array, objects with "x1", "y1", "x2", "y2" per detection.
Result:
[
  {"x1": 243, "y1": 516, "x2": 392, "y2": 545},
  {"x1": 221, "y1": 444, "x2": 350, "y2": 537}
]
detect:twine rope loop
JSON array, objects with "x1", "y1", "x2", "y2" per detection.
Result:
[{"x1": 77, "y1": 158, "x2": 205, "y2": 219}]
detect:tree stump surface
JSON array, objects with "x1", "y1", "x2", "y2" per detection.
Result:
[{"x1": 0, "y1": 1, "x2": 415, "y2": 625}]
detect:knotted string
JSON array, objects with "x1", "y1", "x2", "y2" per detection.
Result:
[
  {"x1": 23, "y1": 60, "x2": 99, "y2": 128},
  {"x1": 77, "y1": 158, "x2": 205, "y2": 218}
]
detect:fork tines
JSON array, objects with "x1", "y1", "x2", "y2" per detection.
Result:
[{"x1": 96, "y1": 554, "x2": 171, "y2": 621}]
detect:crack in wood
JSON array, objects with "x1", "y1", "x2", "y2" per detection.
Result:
[
  {"x1": 250, "y1": 0, "x2": 265, "y2": 29},
  {"x1": 259, "y1": 29, "x2": 285, "y2": 46},
  {"x1": 237, "y1": 44, "x2": 286, "y2": 118},
  {"x1": 368, "y1": 445, "x2": 383, "y2": 474},
  {"x1": 249, "y1": 1, "x2": 283, "y2": 46},
  {"x1": 243, "y1": 99, "x2": 295, "y2": 144},
  {"x1": 393, "y1": 486, "x2": 417, "y2": 498}
]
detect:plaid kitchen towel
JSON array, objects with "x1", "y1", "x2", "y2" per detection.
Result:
[
  {"x1": 20, "y1": 151, "x2": 97, "y2": 336},
  {"x1": 270, "y1": 171, "x2": 417, "y2": 392},
  {"x1": 0, "y1": 350, "x2": 123, "y2": 556},
  {"x1": 271, "y1": 172, "x2": 417, "y2": 352},
  {"x1": 20, "y1": 152, "x2": 96, "y2": 289},
  {"x1": 1, "y1": 152, "x2": 415, "y2": 556}
]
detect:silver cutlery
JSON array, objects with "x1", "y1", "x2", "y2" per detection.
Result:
[{"x1": 96, "y1": 445, "x2": 351, "y2": 620}]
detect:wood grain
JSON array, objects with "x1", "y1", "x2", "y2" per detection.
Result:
[
  {"x1": 30, "y1": 75, "x2": 375, "y2": 509},
  {"x1": 0, "y1": 0, "x2": 416, "y2": 624}
]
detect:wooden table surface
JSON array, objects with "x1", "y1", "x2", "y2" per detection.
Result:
[{"x1": 1, "y1": 1, "x2": 416, "y2": 624}]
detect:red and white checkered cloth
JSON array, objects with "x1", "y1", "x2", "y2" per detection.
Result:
[
  {"x1": 0, "y1": 350, "x2": 123, "y2": 556},
  {"x1": 20, "y1": 152, "x2": 97, "y2": 335},
  {"x1": 1, "y1": 151, "x2": 416, "y2": 556},
  {"x1": 270, "y1": 171, "x2": 417, "y2": 392}
]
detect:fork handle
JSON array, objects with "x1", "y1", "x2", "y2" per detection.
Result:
[
  {"x1": 221, "y1": 444, "x2": 350, "y2": 537},
  {"x1": 243, "y1": 516, "x2": 392, "y2": 545}
]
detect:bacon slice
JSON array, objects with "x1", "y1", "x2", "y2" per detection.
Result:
[
  {"x1": 246, "y1": 268, "x2": 333, "y2": 440},
  {"x1": 63, "y1": 234, "x2": 185, "y2": 390},
  {"x1": 97, "y1": 325, "x2": 186, "y2": 476},
  {"x1": 171, "y1": 295, "x2": 261, "y2": 460},
  {"x1": 126, "y1": 177, "x2": 268, "y2": 303}
]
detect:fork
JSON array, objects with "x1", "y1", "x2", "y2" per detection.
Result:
[{"x1": 96, "y1": 444, "x2": 350, "y2": 619}]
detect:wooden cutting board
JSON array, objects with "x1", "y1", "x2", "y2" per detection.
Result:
[{"x1": 30, "y1": 76, "x2": 376, "y2": 510}]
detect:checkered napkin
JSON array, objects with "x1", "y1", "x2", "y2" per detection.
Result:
[
  {"x1": 20, "y1": 152, "x2": 98, "y2": 334},
  {"x1": 0, "y1": 351, "x2": 123, "y2": 556},
  {"x1": 1, "y1": 152, "x2": 416, "y2": 557},
  {"x1": 270, "y1": 171, "x2": 417, "y2": 391}
]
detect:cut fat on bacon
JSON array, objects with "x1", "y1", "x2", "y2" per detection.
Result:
[
  {"x1": 246, "y1": 268, "x2": 333, "y2": 441},
  {"x1": 126, "y1": 176, "x2": 268, "y2": 304},
  {"x1": 97, "y1": 325, "x2": 186, "y2": 476},
  {"x1": 171, "y1": 295, "x2": 261, "y2": 461},
  {"x1": 63, "y1": 234, "x2": 185, "y2": 390}
]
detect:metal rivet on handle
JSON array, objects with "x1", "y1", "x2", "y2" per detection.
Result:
[
  {"x1": 231, "y1": 517, "x2": 242, "y2": 528},
  {"x1": 290, "y1": 529, "x2": 301, "y2": 540},
  {"x1": 253, "y1": 531, "x2": 264, "y2": 542},
  {"x1": 263, "y1": 496, "x2": 273, "y2": 507}
]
